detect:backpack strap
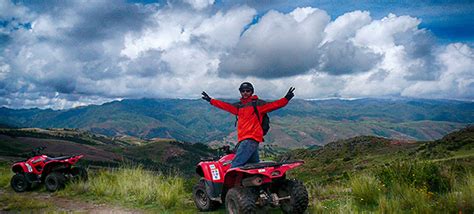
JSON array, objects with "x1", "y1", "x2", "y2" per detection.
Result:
[
  {"x1": 234, "y1": 99, "x2": 264, "y2": 126},
  {"x1": 252, "y1": 99, "x2": 261, "y2": 123},
  {"x1": 233, "y1": 102, "x2": 241, "y2": 127}
]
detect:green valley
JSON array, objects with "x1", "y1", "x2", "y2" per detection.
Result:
[{"x1": 1, "y1": 98, "x2": 472, "y2": 148}]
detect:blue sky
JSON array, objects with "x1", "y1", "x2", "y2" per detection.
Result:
[
  {"x1": 0, "y1": 0, "x2": 473, "y2": 109},
  {"x1": 132, "y1": 0, "x2": 474, "y2": 43}
]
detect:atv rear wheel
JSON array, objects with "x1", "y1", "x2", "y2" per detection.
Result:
[
  {"x1": 192, "y1": 179, "x2": 220, "y2": 211},
  {"x1": 71, "y1": 167, "x2": 88, "y2": 181},
  {"x1": 225, "y1": 187, "x2": 257, "y2": 214},
  {"x1": 11, "y1": 173, "x2": 30, "y2": 192},
  {"x1": 45, "y1": 172, "x2": 66, "y2": 192},
  {"x1": 278, "y1": 179, "x2": 309, "y2": 214}
]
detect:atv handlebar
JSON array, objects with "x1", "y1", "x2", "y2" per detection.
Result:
[
  {"x1": 218, "y1": 145, "x2": 233, "y2": 155},
  {"x1": 35, "y1": 146, "x2": 46, "y2": 153},
  {"x1": 28, "y1": 146, "x2": 47, "y2": 157}
]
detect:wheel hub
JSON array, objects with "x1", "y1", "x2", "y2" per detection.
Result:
[
  {"x1": 16, "y1": 180, "x2": 25, "y2": 189},
  {"x1": 196, "y1": 190, "x2": 208, "y2": 206},
  {"x1": 47, "y1": 178, "x2": 57, "y2": 187}
]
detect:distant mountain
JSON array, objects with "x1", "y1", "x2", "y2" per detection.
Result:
[{"x1": 0, "y1": 98, "x2": 472, "y2": 148}]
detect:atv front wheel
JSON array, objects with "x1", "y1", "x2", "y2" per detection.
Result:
[
  {"x1": 71, "y1": 167, "x2": 88, "y2": 181},
  {"x1": 45, "y1": 172, "x2": 66, "y2": 192},
  {"x1": 225, "y1": 187, "x2": 257, "y2": 214},
  {"x1": 278, "y1": 179, "x2": 309, "y2": 214},
  {"x1": 11, "y1": 173, "x2": 30, "y2": 192},
  {"x1": 192, "y1": 179, "x2": 220, "y2": 211}
]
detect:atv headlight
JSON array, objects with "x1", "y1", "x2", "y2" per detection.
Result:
[{"x1": 25, "y1": 163, "x2": 33, "y2": 172}]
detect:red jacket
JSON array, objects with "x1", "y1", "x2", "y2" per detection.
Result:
[{"x1": 210, "y1": 95, "x2": 289, "y2": 143}]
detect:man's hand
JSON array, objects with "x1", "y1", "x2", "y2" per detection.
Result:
[
  {"x1": 202, "y1": 91, "x2": 211, "y2": 102},
  {"x1": 285, "y1": 87, "x2": 295, "y2": 101}
]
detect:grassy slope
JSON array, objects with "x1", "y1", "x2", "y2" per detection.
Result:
[
  {"x1": 120, "y1": 140, "x2": 214, "y2": 175},
  {"x1": 0, "y1": 127, "x2": 472, "y2": 213},
  {"x1": 58, "y1": 166, "x2": 195, "y2": 213},
  {"x1": 291, "y1": 126, "x2": 474, "y2": 213},
  {"x1": 283, "y1": 126, "x2": 473, "y2": 182}
]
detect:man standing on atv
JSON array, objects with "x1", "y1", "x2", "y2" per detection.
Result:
[{"x1": 201, "y1": 82, "x2": 295, "y2": 168}]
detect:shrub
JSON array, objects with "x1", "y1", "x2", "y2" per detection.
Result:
[
  {"x1": 375, "y1": 161, "x2": 450, "y2": 193},
  {"x1": 377, "y1": 195, "x2": 401, "y2": 213},
  {"x1": 391, "y1": 184, "x2": 434, "y2": 213},
  {"x1": 441, "y1": 173, "x2": 474, "y2": 213},
  {"x1": 378, "y1": 185, "x2": 434, "y2": 214},
  {"x1": 349, "y1": 174, "x2": 382, "y2": 207}
]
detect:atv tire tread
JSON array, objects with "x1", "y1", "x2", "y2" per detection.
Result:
[
  {"x1": 45, "y1": 172, "x2": 66, "y2": 192},
  {"x1": 225, "y1": 187, "x2": 257, "y2": 214},
  {"x1": 192, "y1": 180, "x2": 220, "y2": 211},
  {"x1": 71, "y1": 167, "x2": 88, "y2": 181},
  {"x1": 279, "y1": 179, "x2": 309, "y2": 214},
  {"x1": 11, "y1": 173, "x2": 30, "y2": 192}
]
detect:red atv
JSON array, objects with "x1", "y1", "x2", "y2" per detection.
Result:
[
  {"x1": 10, "y1": 146, "x2": 88, "y2": 192},
  {"x1": 193, "y1": 146, "x2": 309, "y2": 213}
]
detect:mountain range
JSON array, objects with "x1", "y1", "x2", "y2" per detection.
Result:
[{"x1": 1, "y1": 98, "x2": 472, "y2": 148}]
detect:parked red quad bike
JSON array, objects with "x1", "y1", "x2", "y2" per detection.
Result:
[
  {"x1": 10, "y1": 146, "x2": 88, "y2": 192},
  {"x1": 193, "y1": 146, "x2": 309, "y2": 213}
]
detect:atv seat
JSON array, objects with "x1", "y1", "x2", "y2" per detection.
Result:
[
  {"x1": 200, "y1": 156, "x2": 219, "y2": 162},
  {"x1": 239, "y1": 160, "x2": 304, "y2": 170},
  {"x1": 45, "y1": 156, "x2": 72, "y2": 161}
]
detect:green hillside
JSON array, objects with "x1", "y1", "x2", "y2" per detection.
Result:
[
  {"x1": 0, "y1": 128, "x2": 214, "y2": 175},
  {"x1": 0, "y1": 126, "x2": 472, "y2": 213},
  {"x1": 284, "y1": 126, "x2": 474, "y2": 183},
  {"x1": 274, "y1": 126, "x2": 474, "y2": 213},
  {"x1": 0, "y1": 98, "x2": 472, "y2": 148},
  {"x1": 1, "y1": 125, "x2": 472, "y2": 213}
]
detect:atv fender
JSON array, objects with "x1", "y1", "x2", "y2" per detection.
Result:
[
  {"x1": 196, "y1": 162, "x2": 226, "y2": 200},
  {"x1": 12, "y1": 162, "x2": 30, "y2": 173},
  {"x1": 204, "y1": 179, "x2": 223, "y2": 200},
  {"x1": 42, "y1": 162, "x2": 70, "y2": 178},
  {"x1": 223, "y1": 161, "x2": 304, "y2": 188},
  {"x1": 196, "y1": 162, "x2": 225, "y2": 183}
]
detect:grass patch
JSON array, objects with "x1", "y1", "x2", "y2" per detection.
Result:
[
  {"x1": 0, "y1": 162, "x2": 12, "y2": 188},
  {"x1": 374, "y1": 161, "x2": 451, "y2": 193},
  {"x1": 309, "y1": 198, "x2": 354, "y2": 214},
  {"x1": 59, "y1": 165, "x2": 191, "y2": 212},
  {"x1": 350, "y1": 174, "x2": 382, "y2": 207},
  {"x1": 0, "y1": 193, "x2": 54, "y2": 212},
  {"x1": 440, "y1": 173, "x2": 474, "y2": 213},
  {"x1": 379, "y1": 184, "x2": 434, "y2": 213},
  {"x1": 343, "y1": 161, "x2": 473, "y2": 213}
]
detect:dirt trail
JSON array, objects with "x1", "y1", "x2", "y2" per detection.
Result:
[{"x1": 0, "y1": 189, "x2": 142, "y2": 213}]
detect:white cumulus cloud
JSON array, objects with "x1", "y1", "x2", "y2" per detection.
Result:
[{"x1": 0, "y1": 1, "x2": 472, "y2": 109}]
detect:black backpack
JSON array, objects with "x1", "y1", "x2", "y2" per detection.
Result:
[{"x1": 235, "y1": 99, "x2": 270, "y2": 136}]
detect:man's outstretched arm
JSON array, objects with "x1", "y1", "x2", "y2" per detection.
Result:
[
  {"x1": 259, "y1": 87, "x2": 295, "y2": 113},
  {"x1": 202, "y1": 91, "x2": 238, "y2": 115}
]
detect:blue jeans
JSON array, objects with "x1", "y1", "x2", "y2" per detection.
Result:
[{"x1": 231, "y1": 139, "x2": 260, "y2": 168}]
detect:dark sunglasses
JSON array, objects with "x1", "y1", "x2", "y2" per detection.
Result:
[{"x1": 240, "y1": 89, "x2": 252, "y2": 93}]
